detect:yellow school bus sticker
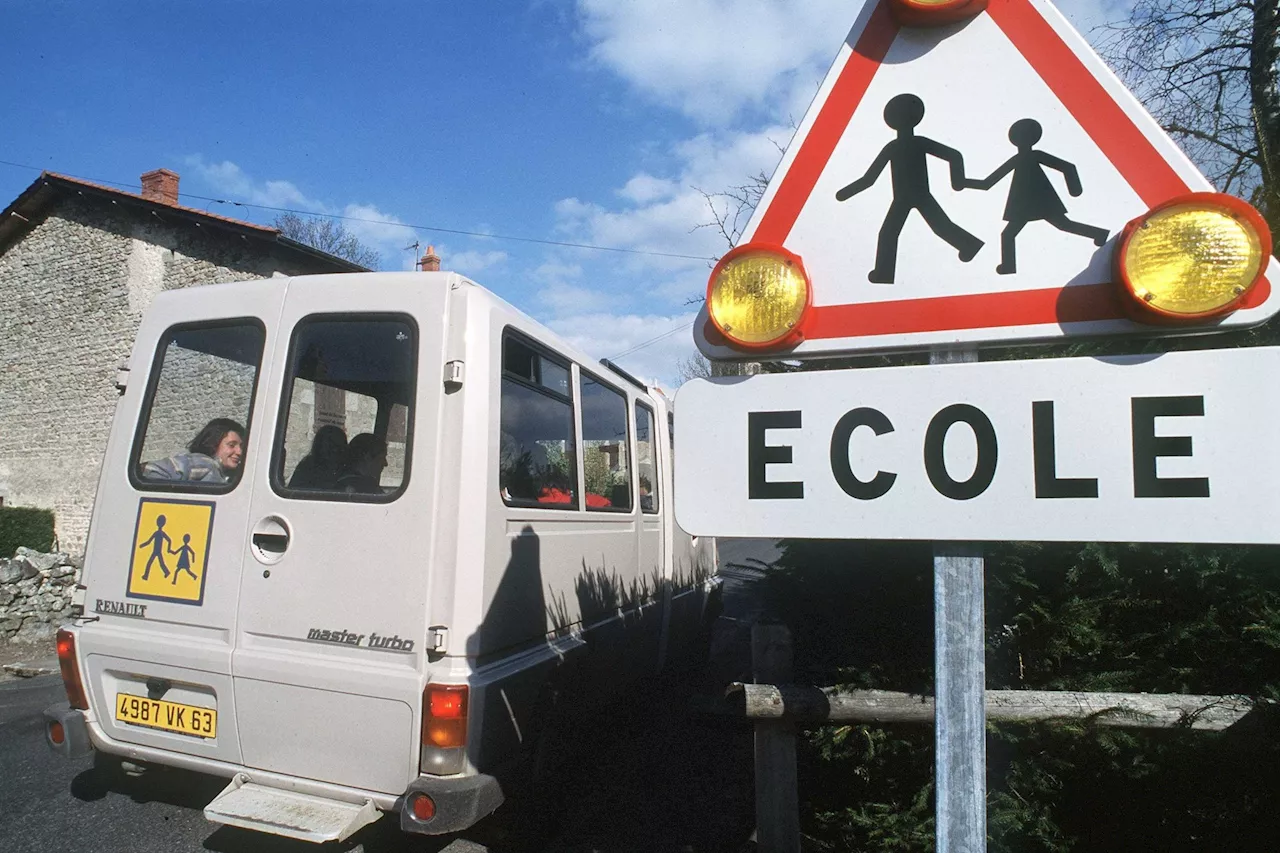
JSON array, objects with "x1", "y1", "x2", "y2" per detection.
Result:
[{"x1": 127, "y1": 499, "x2": 215, "y2": 605}]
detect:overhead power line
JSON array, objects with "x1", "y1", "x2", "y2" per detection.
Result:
[
  {"x1": 607, "y1": 320, "x2": 696, "y2": 360},
  {"x1": 0, "y1": 158, "x2": 718, "y2": 262}
]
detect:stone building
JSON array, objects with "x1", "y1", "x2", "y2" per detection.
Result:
[{"x1": 0, "y1": 169, "x2": 364, "y2": 553}]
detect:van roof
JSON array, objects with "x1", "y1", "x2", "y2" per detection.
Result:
[{"x1": 158, "y1": 271, "x2": 659, "y2": 398}]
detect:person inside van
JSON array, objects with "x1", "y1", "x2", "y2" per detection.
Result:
[
  {"x1": 288, "y1": 425, "x2": 348, "y2": 490},
  {"x1": 638, "y1": 475, "x2": 654, "y2": 512},
  {"x1": 337, "y1": 433, "x2": 388, "y2": 494},
  {"x1": 141, "y1": 418, "x2": 245, "y2": 484}
]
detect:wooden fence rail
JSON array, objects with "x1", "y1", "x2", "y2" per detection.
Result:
[
  {"x1": 724, "y1": 683, "x2": 1256, "y2": 731},
  {"x1": 725, "y1": 624, "x2": 1266, "y2": 852}
]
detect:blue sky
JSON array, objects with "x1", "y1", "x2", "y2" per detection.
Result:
[{"x1": 1, "y1": 0, "x2": 1127, "y2": 385}]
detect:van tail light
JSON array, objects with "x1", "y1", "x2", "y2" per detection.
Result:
[
  {"x1": 423, "y1": 684, "x2": 468, "y2": 748},
  {"x1": 56, "y1": 629, "x2": 89, "y2": 710},
  {"x1": 420, "y1": 684, "x2": 468, "y2": 775}
]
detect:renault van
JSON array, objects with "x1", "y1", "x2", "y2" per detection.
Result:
[{"x1": 44, "y1": 272, "x2": 719, "y2": 842}]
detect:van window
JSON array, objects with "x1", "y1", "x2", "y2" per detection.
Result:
[
  {"x1": 635, "y1": 403, "x2": 659, "y2": 514},
  {"x1": 134, "y1": 321, "x2": 265, "y2": 490},
  {"x1": 499, "y1": 334, "x2": 577, "y2": 509},
  {"x1": 274, "y1": 316, "x2": 416, "y2": 501},
  {"x1": 581, "y1": 375, "x2": 631, "y2": 512}
]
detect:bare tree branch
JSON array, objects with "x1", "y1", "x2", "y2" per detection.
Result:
[
  {"x1": 273, "y1": 213, "x2": 381, "y2": 269},
  {"x1": 1099, "y1": 0, "x2": 1280, "y2": 230}
]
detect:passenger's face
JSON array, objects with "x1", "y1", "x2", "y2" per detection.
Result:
[
  {"x1": 360, "y1": 450, "x2": 388, "y2": 477},
  {"x1": 215, "y1": 431, "x2": 244, "y2": 471}
]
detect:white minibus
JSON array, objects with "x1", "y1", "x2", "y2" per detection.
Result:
[{"x1": 45, "y1": 271, "x2": 720, "y2": 842}]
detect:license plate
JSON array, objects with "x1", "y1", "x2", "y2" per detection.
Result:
[{"x1": 115, "y1": 693, "x2": 217, "y2": 739}]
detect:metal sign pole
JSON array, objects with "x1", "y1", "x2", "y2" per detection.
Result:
[{"x1": 931, "y1": 346, "x2": 986, "y2": 853}]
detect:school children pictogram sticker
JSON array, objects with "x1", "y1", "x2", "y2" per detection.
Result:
[
  {"x1": 127, "y1": 499, "x2": 215, "y2": 605},
  {"x1": 694, "y1": 0, "x2": 1280, "y2": 358}
]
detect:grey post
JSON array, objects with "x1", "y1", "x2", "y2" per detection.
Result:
[
  {"x1": 931, "y1": 346, "x2": 986, "y2": 853},
  {"x1": 752, "y1": 622, "x2": 801, "y2": 853}
]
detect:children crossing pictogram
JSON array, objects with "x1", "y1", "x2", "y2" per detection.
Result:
[
  {"x1": 965, "y1": 118, "x2": 1109, "y2": 275},
  {"x1": 836, "y1": 94, "x2": 984, "y2": 283},
  {"x1": 138, "y1": 514, "x2": 172, "y2": 580},
  {"x1": 128, "y1": 499, "x2": 215, "y2": 605}
]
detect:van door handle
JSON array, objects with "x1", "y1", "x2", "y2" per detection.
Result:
[
  {"x1": 252, "y1": 532, "x2": 289, "y2": 553},
  {"x1": 250, "y1": 516, "x2": 291, "y2": 563}
]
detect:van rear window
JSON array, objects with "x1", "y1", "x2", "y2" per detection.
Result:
[
  {"x1": 273, "y1": 316, "x2": 417, "y2": 501},
  {"x1": 133, "y1": 321, "x2": 265, "y2": 491}
]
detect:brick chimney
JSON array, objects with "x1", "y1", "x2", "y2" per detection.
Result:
[
  {"x1": 140, "y1": 169, "x2": 180, "y2": 205},
  {"x1": 418, "y1": 245, "x2": 441, "y2": 272}
]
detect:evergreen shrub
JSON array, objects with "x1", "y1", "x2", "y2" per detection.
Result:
[
  {"x1": 763, "y1": 539, "x2": 1280, "y2": 851},
  {"x1": 0, "y1": 506, "x2": 56, "y2": 557}
]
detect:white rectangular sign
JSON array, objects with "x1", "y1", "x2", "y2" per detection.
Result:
[{"x1": 674, "y1": 348, "x2": 1280, "y2": 543}]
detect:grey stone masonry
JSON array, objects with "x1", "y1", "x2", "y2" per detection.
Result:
[
  {"x1": 0, "y1": 548, "x2": 81, "y2": 645},
  {"x1": 0, "y1": 192, "x2": 349, "y2": 553}
]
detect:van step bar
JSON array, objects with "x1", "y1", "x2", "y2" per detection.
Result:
[{"x1": 204, "y1": 774, "x2": 380, "y2": 843}]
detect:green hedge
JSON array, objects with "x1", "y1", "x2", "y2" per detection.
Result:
[
  {"x1": 0, "y1": 506, "x2": 56, "y2": 557},
  {"x1": 761, "y1": 540, "x2": 1280, "y2": 852}
]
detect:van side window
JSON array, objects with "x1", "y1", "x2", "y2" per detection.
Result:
[
  {"x1": 134, "y1": 321, "x2": 265, "y2": 490},
  {"x1": 499, "y1": 334, "x2": 578, "y2": 509},
  {"x1": 581, "y1": 375, "x2": 631, "y2": 512},
  {"x1": 635, "y1": 403, "x2": 659, "y2": 514},
  {"x1": 274, "y1": 316, "x2": 416, "y2": 501}
]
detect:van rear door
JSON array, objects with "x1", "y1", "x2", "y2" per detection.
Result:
[
  {"x1": 231, "y1": 274, "x2": 447, "y2": 796},
  {"x1": 77, "y1": 280, "x2": 285, "y2": 766}
]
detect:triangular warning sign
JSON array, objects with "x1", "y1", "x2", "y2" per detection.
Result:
[{"x1": 695, "y1": 0, "x2": 1279, "y2": 357}]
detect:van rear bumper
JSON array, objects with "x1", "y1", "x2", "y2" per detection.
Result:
[
  {"x1": 44, "y1": 703, "x2": 95, "y2": 758},
  {"x1": 399, "y1": 773, "x2": 504, "y2": 835}
]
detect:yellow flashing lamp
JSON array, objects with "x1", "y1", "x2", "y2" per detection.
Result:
[
  {"x1": 707, "y1": 243, "x2": 811, "y2": 351},
  {"x1": 1115, "y1": 192, "x2": 1271, "y2": 323},
  {"x1": 889, "y1": 0, "x2": 989, "y2": 27}
]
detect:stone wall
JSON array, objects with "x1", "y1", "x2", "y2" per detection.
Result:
[
  {"x1": 0, "y1": 548, "x2": 80, "y2": 645},
  {"x1": 0, "y1": 198, "x2": 340, "y2": 553}
]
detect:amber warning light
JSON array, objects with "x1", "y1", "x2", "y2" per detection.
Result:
[
  {"x1": 1115, "y1": 192, "x2": 1271, "y2": 323},
  {"x1": 889, "y1": 0, "x2": 989, "y2": 27},
  {"x1": 706, "y1": 243, "x2": 812, "y2": 351}
]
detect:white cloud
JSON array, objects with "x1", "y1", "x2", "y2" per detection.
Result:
[
  {"x1": 548, "y1": 123, "x2": 790, "y2": 332},
  {"x1": 184, "y1": 156, "x2": 320, "y2": 209},
  {"x1": 576, "y1": 0, "x2": 852, "y2": 123},
  {"x1": 445, "y1": 248, "x2": 509, "y2": 276},
  {"x1": 538, "y1": 282, "x2": 618, "y2": 315},
  {"x1": 576, "y1": 0, "x2": 1132, "y2": 125},
  {"x1": 618, "y1": 173, "x2": 678, "y2": 205},
  {"x1": 339, "y1": 203, "x2": 418, "y2": 255},
  {"x1": 533, "y1": 259, "x2": 585, "y2": 285},
  {"x1": 546, "y1": 310, "x2": 699, "y2": 387}
]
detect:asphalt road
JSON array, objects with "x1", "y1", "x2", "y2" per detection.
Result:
[{"x1": 0, "y1": 540, "x2": 781, "y2": 853}]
